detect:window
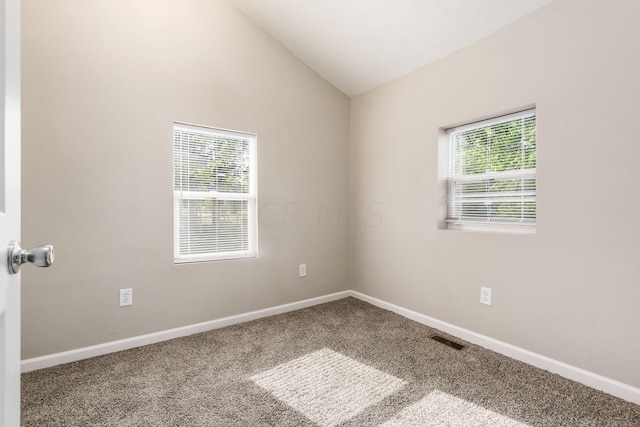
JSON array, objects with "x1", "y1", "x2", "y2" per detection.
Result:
[
  {"x1": 444, "y1": 109, "x2": 536, "y2": 232},
  {"x1": 173, "y1": 123, "x2": 257, "y2": 262}
]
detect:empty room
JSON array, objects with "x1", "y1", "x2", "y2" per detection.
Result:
[{"x1": 1, "y1": 0, "x2": 639, "y2": 425}]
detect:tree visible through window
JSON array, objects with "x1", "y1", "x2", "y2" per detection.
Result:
[
  {"x1": 173, "y1": 123, "x2": 257, "y2": 262},
  {"x1": 445, "y1": 109, "x2": 536, "y2": 231}
]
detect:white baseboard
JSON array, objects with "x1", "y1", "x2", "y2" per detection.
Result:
[
  {"x1": 20, "y1": 290, "x2": 351, "y2": 373},
  {"x1": 349, "y1": 290, "x2": 640, "y2": 405},
  {"x1": 21, "y1": 289, "x2": 640, "y2": 406}
]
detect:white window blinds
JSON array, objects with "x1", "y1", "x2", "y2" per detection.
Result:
[
  {"x1": 173, "y1": 123, "x2": 257, "y2": 262},
  {"x1": 446, "y1": 109, "x2": 536, "y2": 231}
]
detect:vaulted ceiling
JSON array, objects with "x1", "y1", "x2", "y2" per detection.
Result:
[{"x1": 228, "y1": 0, "x2": 555, "y2": 96}]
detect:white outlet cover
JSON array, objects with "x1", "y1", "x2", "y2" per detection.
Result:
[
  {"x1": 480, "y1": 287, "x2": 492, "y2": 306},
  {"x1": 119, "y1": 288, "x2": 133, "y2": 306},
  {"x1": 299, "y1": 264, "x2": 307, "y2": 277}
]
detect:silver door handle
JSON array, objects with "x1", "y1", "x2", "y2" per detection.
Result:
[{"x1": 7, "y1": 241, "x2": 54, "y2": 274}]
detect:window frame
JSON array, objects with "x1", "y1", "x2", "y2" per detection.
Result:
[
  {"x1": 173, "y1": 123, "x2": 258, "y2": 263},
  {"x1": 442, "y1": 109, "x2": 537, "y2": 234}
]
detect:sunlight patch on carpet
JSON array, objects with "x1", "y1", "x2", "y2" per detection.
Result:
[
  {"x1": 381, "y1": 390, "x2": 530, "y2": 427},
  {"x1": 251, "y1": 348, "x2": 406, "y2": 427}
]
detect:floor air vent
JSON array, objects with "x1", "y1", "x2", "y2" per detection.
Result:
[{"x1": 430, "y1": 334, "x2": 466, "y2": 350}]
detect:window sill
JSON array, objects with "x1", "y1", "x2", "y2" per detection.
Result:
[
  {"x1": 174, "y1": 251, "x2": 258, "y2": 264},
  {"x1": 446, "y1": 222, "x2": 535, "y2": 235}
]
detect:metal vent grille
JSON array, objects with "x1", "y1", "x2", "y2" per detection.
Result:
[{"x1": 430, "y1": 334, "x2": 466, "y2": 350}]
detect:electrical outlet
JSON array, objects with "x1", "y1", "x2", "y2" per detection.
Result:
[
  {"x1": 480, "y1": 287, "x2": 492, "y2": 306},
  {"x1": 119, "y1": 288, "x2": 133, "y2": 306},
  {"x1": 299, "y1": 264, "x2": 307, "y2": 278}
]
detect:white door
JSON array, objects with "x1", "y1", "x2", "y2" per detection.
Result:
[{"x1": 1, "y1": 0, "x2": 21, "y2": 425}]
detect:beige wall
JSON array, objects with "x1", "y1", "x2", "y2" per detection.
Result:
[
  {"x1": 21, "y1": 0, "x2": 640, "y2": 392},
  {"x1": 350, "y1": 0, "x2": 640, "y2": 388},
  {"x1": 21, "y1": 0, "x2": 350, "y2": 358}
]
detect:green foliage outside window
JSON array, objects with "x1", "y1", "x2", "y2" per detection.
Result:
[
  {"x1": 174, "y1": 129, "x2": 253, "y2": 256},
  {"x1": 449, "y1": 113, "x2": 536, "y2": 223}
]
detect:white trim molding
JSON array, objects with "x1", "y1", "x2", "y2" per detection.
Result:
[
  {"x1": 350, "y1": 291, "x2": 640, "y2": 406},
  {"x1": 21, "y1": 290, "x2": 640, "y2": 405},
  {"x1": 21, "y1": 291, "x2": 351, "y2": 373}
]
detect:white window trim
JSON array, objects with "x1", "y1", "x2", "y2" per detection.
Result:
[
  {"x1": 442, "y1": 108, "x2": 536, "y2": 234},
  {"x1": 447, "y1": 221, "x2": 536, "y2": 234},
  {"x1": 173, "y1": 123, "x2": 258, "y2": 263}
]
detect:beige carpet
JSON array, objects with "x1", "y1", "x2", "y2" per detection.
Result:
[{"x1": 21, "y1": 297, "x2": 640, "y2": 426}]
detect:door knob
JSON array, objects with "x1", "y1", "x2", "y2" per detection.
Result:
[{"x1": 6, "y1": 241, "x2": 54, "y2": 274}]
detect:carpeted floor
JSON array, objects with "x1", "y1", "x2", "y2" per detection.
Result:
[{"x1": 21, "y1": 297, "x2": 640, "y2": 426}]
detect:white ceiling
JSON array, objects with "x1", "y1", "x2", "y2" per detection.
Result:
[{"x1": 227, "y1": 0, "x2": 554, "y2": 96}]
